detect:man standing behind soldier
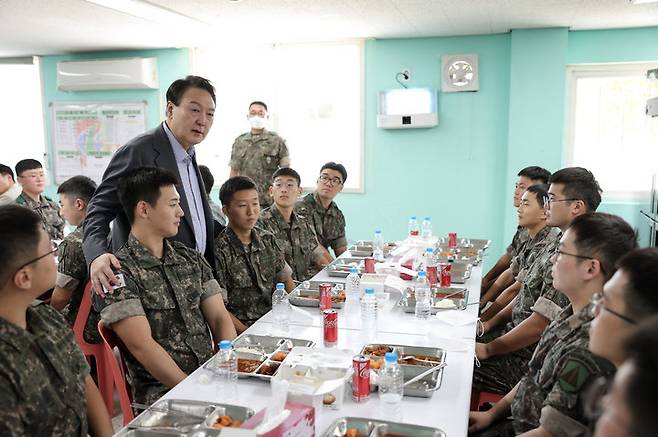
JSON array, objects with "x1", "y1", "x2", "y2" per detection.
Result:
[{"x1": 229, "y1": 101, "x2": 290, "y2": 207}]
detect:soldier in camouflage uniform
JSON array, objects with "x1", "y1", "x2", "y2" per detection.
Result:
[
  {"x1": 258, "y1": 168, "x2": 330, "y2": 282},
  {"x1": 215, "y1": 176, "x2": 294, "y2": 332},
  {"x1": 469, "y1": 213, "x2": 635, "y2": 437},
  {"x1": 51, "y1": 176, "x2": 101, "y2": 344},
  {"x1": 94, "y1": 167, "x2": 236, "y2": 406},
  {"x1": 0, "y1": 205, "x2": 112, "y2": 436},
  {"x1": 294, "y1": 162, "x2": 348, "y2": 257},
  {"x1": 229, "y1": 101, "x2": 290, "y2": 207},
  {"x1": 14, "y1": 159, "x2": 65, "y2": 240}
]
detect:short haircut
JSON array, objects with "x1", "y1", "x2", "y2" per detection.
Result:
[
  {"x1": 198, "y1": 165, "x2": 214, "y2": 196},
  {"x1": 15, "y1": 159, "x2": 42, "y2": 177},
  {"x1": 622, "y1": 315, "x2": 658, "y2": 437},
  {"x1": 518, "y1": 166, "x2": 551, "y2": 184},
  {"x1": 567, "y1": 212, "x2": 637, "y2": 282},
  {"x1": 320, "y1": 162, "x2": 347, "y2": 184},
  {"x1": 525, "y1": 183, "x2": 549, "y2": 208},
  {"x1": 272, "y1": 167, "x2": 301, "y2": 186},
  {"x1": 166, "y1": 75, "x2": 216, "y2": 106},
  {"x1": 549, "y1": 167, "x2": 602, "y2": 212},
  {"x1": 616, "y1": 248, "x2": 658, "y2": 321},
  {"x1": 219, "y1": 176, "x2": 257, "y2": 206},
  {"x1": 0, "y1": 164, "x2": 14, "y2": 180},
  {"x1": 0, "y1": 205, "x2": 43, "y2": 288},
  {"x1": 117, "y1": 167, "x2": 180, "y2": 224},
  {"x1": 249, "y1": 101, "x2": 268, "y2": 112},
  {"x1": 57, "y1": 175, "x2": 97, "y2": 204}
]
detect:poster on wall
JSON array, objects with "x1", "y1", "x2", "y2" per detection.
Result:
[{"x1": 51, "y1": 101, "x2": 147, "y2": 184}]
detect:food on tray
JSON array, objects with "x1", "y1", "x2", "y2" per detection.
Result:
[
  {"x1": 271, "y1": 351, "x2": 288, "y2": 362},
  {"x1": 433, "y1": 299, "x2": 456, "y2": 309},
  {"x1": 256, "y1": 361, "x2": 280, "y2": 376},
  {"x1": 363, "y1": 345, "x2": 393, "y2": 357},
  {"x1": 237, "y1": 358, "x2": 262, "y2": 373},
  {"x1": 369, "y1": 358, "x2": 384, "y2": 369},
  {"x1": 345, "y1": 428, "x2": 367, "y2": 437},
  {"x1": 399, "y1": 353, "x2": 441, "y2": 366},
  {"x1": 322, "y1": 393, "x2": 336, "y2": 405},
  {"x1": 212, "y1": 415, "x2": 242, "y2": 429},
  {"x1": 434, "y1": 290, "x2": 465, "y2": 299},
  {"x1": 297, "y1": 291, "x2": 346, "y2": 303},
  {"x1": 234, "y1": 346, "x2": 263, "y2": 355}
]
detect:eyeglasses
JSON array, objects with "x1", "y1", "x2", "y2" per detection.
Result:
[
  {"x1": 273, "y1": 181, "x2": 298, "y2": 189},
  {"x1": 318, "y1": 174, "x2": 343, "y2": 187},
  {"x1": 555, "y1": 248, "x2": 606, "y2": 275},
  {"x1": 590, "y1": 292, "x2": 636, "y2": 324},
  {"x1": 15, "y1": 243, "x2": 57, "y2": 272},
  {"x1": 547, "y1": 197, "x2": 581, "y2": 205}
]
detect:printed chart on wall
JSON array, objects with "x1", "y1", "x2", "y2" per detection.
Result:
[{"x1": 51, "y1": 101, "x2": 147, "y2": 184}]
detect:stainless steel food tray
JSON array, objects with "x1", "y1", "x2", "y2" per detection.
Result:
[
  {"x1": 326, "y1": 257, "x2": 365, "y2": 277},
  {"x1": 323, "y1": 417, "x2": 446, "y2": 437},
  {"x1": 397, "y1": 286, "x2": 468, "y2": 312},
  {"x1": 289, "y1": 281, "x2": 345, "y2": 309}
]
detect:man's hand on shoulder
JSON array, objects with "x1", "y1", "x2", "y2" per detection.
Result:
[{"x1": 90, "y1": 253, "x2": 122, "y2": 296}]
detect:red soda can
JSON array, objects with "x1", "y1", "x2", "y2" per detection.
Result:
[
  {"x1": 440, "y1": 262, "x2": 452, "y2": 287},
  {"x1": 352, "y1": 354, "x2": 370, "y2": 402},
  {"x1": 364, "y1": 257, "x2": 375, "y2": 273},
  {"x1": 319, "y1": 283, "x2": 333, "y2": 311},
  {"x1": 448, "y1": 232, "x2": 457, "y2": 248},
  {"x1": 426, "y1": 265, "x2": 439, "y2": 287},
  {"x1": 323, "y1": 309, "x2": 338, "y2": 346}
]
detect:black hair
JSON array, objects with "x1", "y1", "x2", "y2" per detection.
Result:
[
  {"x1": 249, "y1": 101, "x2": 268, "y2": 112},
  {"x1": 272, "y1": 167, "x2": 301, "y2": 187},
  {"x1": 518, "y1": 166, "x2": 551, "y2": 184},
  {"x1": 549, "y1": 167, "x2": 602, "y2": 212},
  {"x1": 567, "y1": 213, "x2": 637, "y2": 282},
  {"x1": 0, "y1": 205, "x2": 43, "y2": 288},
  {"x1": 198, "y1": 165, "x2": 214, "y2": 196},
  {"x1": 320, "y1": 162, "x2": 347, "y2": 184},
  {"x1": 166, "y1": 75, "x2": 216, "y2": 106},
  {"x1": 15, "y1": 159, "x2": 42, "y2": 177},
  {"x1": 219, "y1": 176, "x2": 257, "y2": 206},
  {"x1": 117, "y1": 167, "x2": 180, "y2": 224},
  {"x1": 0, "y1": 164, "x2": 14, "y2": 180},
  {"x1": 57, "y1": 175, "x2": 97, "y2": 204},
  {"x1": 616, "y1": 248, "x2": 658, "y2": 321},
  {"x1": 525, "y1": 183, "x2": 549, "y2": 208},
  {"x1": 622, "y1": 315, "x2": 658, "y2": 437}
]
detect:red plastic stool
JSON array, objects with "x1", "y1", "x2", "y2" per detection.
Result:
[{"x1": 98, "y1": 321, "x2": 135, "y2": 425}]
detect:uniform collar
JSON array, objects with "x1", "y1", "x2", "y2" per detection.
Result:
[
  {"x1": 264, "y1": 205, "x2": 300, "y2": 230},
  {"x1": 556, "y1": 302, "x2": 595, "y2": 340},
  {"x1": 125, "y1": 234, "x2": 183, "y2": 268},
  {"x1": 226, "y1": 226, "x2": 265, "y2": 252},
  {"x1": 0, "y1": 305, "x2": 49, "y2": 352},
  {"x1": 244, "y1": 129, "x2": 269, "y2": 141},
  {"x1": 20, "y1": 192, "x2": 45, "y2": 205},
  {"x1": 310, "y1": 192, "x2": 336, "y2": 215}
]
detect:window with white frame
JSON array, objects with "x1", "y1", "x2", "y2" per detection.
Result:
[
  {"x1": 192, "y1": 40, "x2": 364, "y2": 193},
  {"x1": 0, "y1": 59, "x2": 47, "y2": 176},
  {"x1": 567, "y1": 63, "x2": 658, "y2": 200}
]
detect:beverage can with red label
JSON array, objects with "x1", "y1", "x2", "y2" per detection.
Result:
[
  {"x1": 364, "y1": 257, "x2": 375, "y2": 273},
  {"x1": 448, "y1": 232, "x2": 458, "y2": 248},
  {"x1": 319, "y1": 283, "x2": 333, "y2": 311},
  {"x1": 352, "y1": 354, "x2": 370, "y2": 402},
  {"x1": 426, "y1": 265, "x2": 439, "y2": 287},
  {"x1": 439, "y1": 262, "x2": 452, "y2": 287},
  {"x1": 323, "y1": 309, "x2": 338, "y2": 346}
]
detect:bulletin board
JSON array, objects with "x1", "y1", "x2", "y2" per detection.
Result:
[{"x1": 51, "y1": 101, "x2": 147, "y2": 184}]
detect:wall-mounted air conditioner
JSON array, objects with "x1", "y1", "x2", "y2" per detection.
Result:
[
  {"x1": 647, "y1": 69, "x2": 658, "y2": 117},
  {"x1": 57, "y1": 57, "x2": 159, "y2": 91}
]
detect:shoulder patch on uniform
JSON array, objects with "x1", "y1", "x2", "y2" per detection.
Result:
[{"x1": 558, "y1": 358, "x2": 594, "y2": 393}]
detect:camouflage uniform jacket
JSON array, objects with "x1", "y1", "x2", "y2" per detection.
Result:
[
  {"x1": 16, "y1": 192, "x2": 65, "y2": 240},
  {"x1": 295, "y1": 192, "x2": 347, "y2": 253},
  {"x1": 0, "y1": 303, "x2": 90, "y2": 436},
  {"x1": 214, "y1": 226, "x2": 292, "y2": 326},
  {"x1": 506, "y1": 226, "x2": 530, "y2": 258},
  {"x1": 511, "y1": 226, "x2": 561, "y2": 282},
  {"x1": 258, "y1": 205, "x2": 324, "y2": 281},
  {"x1": 94, "y1": 234, "x2": 220, "y2": 405},
  {"x1": 56, "y1": 226, "x2": 101, "y2": 344},
  {"x1": 512, "y1": 303, "x2": 615, "y2": 436},
  {"x1": 229, "y1": 130, "x2": 290, "y2": 207},
  {"x1": 510, "y1": 229, "x2": 568, "y2": 329}
]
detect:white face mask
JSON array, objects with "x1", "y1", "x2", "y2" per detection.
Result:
[{"x1": 248, "y1": 116, "x2": 266, "y2": 129}]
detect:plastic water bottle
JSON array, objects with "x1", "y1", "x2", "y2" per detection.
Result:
[
  {"x1": 408, "y1": 216, "x2": 420, "y2": 237},
  {"x1": 421, "y1": 217, "x2": 432, "y2": 239},
  {"x1": 213, "y1": 340, "x2": 238, "y2": 401},
  {"x1": 379, "y1": 352, "x2": 404, "y2": 420},
  {"x1": 272, "y1": 282, "x2": 290, "y2": 334},
  {"x1": 373, "y1": 229, "x2": 385, "y2": 261},
  {"x1": 361, "y1": 287, "x2": 378, "y2": 339},
  {"x1": 414, "y1": 271, "x2": 431, "y2": 321},
  {"x1": 424, "y1": 248, "x2": 439, "y2": 287}
]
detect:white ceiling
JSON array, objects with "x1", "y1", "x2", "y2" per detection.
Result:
[{"x1": 2, "y1": 0, "x2": 658, "y2": 57}]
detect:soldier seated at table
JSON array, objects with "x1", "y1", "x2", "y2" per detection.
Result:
[
  {"x1": 94, "y1": 167, "x2": 237, "y2": 406},
  {"x1": 0, "y1": 205, "x2": 113, "y2": 436},
  {"x1": 294, "y1": 162, "x2": 348, "y2": 257},
  {"x1": 469, "y1": 213, "x2": 637, "y2": 437},
  {"x1": 258, "y1": 167, "x2": 332, "y2": 282},
  {"x1": 214, "y1": 176, "x2": 294, "y2": 334},
  {"x1": 50, "y1": 175, "x2": 102, "y2": 344},
  {"x1": 14, "y1": 158, "x2": 66, "y2": 241}
]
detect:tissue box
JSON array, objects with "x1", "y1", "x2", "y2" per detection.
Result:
[{"x1": 240, "y1": 401, "x2": 314, "y2": 437}]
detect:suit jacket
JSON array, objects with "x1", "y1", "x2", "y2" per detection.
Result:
[{"x1": 83, "y1": 123, "x2": 217, "y2": 274}]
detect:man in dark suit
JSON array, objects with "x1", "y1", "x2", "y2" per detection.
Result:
[{"x1": 83, "y1": 75, "x2": 218, "y2": 295}]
